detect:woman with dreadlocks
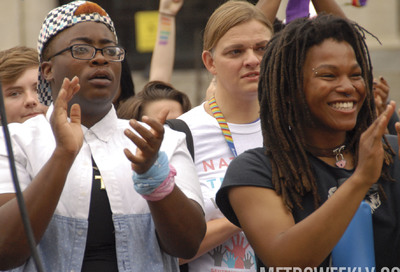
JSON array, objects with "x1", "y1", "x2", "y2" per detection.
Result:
[{"x1": 216, "y1": 14, "x2": 400, "y2": 269}]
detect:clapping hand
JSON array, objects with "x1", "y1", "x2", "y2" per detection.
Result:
[
  {"x1": 124, "y1": 110, "x2": 168, "y2": 174},
  {"x1": 50, "y1": 76, "x2": 83, "y2": 156},
  {"x1": 356, "y1": 100, "x2": 396, "y2": 186}
]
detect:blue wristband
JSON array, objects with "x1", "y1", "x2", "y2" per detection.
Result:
[{"x1": 132, "y1": 151, "x2": 170, "y2": 195}]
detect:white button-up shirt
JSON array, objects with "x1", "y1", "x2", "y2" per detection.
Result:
[{"x1": 0, "y1": 105, "x2": 204, "y2": 272}]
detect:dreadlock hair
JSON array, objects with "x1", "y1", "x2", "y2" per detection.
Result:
[{"x1": 258, "y1": 14, "x2": 394, "y2": 211}]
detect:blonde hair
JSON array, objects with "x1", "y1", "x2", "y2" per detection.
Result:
[
  {"x1": 0, "y1": 46, "x2": 38, "y2": 84},
  {"x1": 203, "y1": 0, "x2": 273, "y2": 51}
]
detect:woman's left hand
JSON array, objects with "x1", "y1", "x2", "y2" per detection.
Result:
[
  {"x1": 355, "y1": 100, "x2": 396, "y2": 185},
  {"x1": 124, "y1": 110, "x2": 168, "y2": 174}
]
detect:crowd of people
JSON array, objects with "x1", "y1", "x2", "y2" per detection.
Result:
[{"x1": 0, "y1": 0, "x2": 399, "y2": 271}]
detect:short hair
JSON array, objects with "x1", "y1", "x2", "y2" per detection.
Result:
[
  {"x1": 0, "y1": 46, "x2": 38, "y2": 85},
  {"x1": 203, "y1": 0, "x2": 273, "y2": 51},
  {"x1": 116, "y1": 81, "x2": 191, "y2": 120},
  {"x1": 258, "y1": 14, "x2": 394, "y2": 211}
]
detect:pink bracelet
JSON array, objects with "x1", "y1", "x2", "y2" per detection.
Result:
[{"x1": 142, "y1": 164, "x2": 176, "y2": 201}]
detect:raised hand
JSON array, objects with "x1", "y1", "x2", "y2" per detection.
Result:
[
  {"x1": 159, "y1": 0, "x2": 183, "y2": 16},
  {"x1": 124, "y1": 110, "x2": 168, "y2": 174},
  {"x1": 50, "y1": 76, "x2": 83, "y2": 156},
  {"x1": 355, "y1": 100, "x2": 396, "y2": 186}
]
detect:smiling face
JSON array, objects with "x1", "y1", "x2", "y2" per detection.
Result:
[
  {"x1": 2, "y1": 67, "x2": 47, "y2": 124},
  {"x1": 203, "y1": 19, "x2": 271, "y2": 100},
  {"x1": 41, "y1": 21, "x2": 121, "y2": 122},
  {"x1": 302, "y1": 38, "x2": 366, "y2": 144}
]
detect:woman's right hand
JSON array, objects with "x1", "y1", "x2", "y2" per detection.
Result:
[
  {"x1": 354, "y1": 100, "x2": 395, "y2": 186},
  {"x1": 50, "y1": 76, "x2": 83, "y2": 157}
]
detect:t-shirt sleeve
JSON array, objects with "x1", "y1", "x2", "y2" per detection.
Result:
[
  {"x1": 0, "y1": 126, "x2": 31, "y2": 193},
  {"x1": 216, "y1": 147, "x2": 274, "y2": 227},
  {"x1": 162, "y1": 126, "x2": 205, "y2": 212}
]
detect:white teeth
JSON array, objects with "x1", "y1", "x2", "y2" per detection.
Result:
[{"x1": 330, "y1": 102, "x2": 354, "y2": 110}]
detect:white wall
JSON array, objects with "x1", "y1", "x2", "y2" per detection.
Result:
[{"x1": 0, "y1": 0, "x2": 57, "y2": 51}]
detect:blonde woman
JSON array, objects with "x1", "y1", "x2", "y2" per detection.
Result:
[{"x1": 179, "y1": 1, "x2": 273, "y2": 271}]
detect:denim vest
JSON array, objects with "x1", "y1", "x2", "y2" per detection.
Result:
[{"x1": 7, "y1": 214, "x2": 179, "y2": 272}]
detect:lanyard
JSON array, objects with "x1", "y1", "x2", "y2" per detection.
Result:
[{"x1": 208, "y1": 96, "x2": 238, "y2": 157}]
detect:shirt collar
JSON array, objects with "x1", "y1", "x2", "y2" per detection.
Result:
[
  {"x1": 88, "y1": 106, "x2": 118, "y2": 142},
  {"x1": 46, "y1": 104, "x2": 118, "y2": 143}
]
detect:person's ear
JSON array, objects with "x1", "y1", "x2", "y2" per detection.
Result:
[
  {"x1": 41, "y1": 61, "x2": 54, "y2": 81},
  {"x1": 202, "y1": 50, "x2": 217, "y2": 76}
]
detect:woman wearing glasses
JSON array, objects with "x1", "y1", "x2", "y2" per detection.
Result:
[{"x1": 0, "y1": 1, "x2": 206, "y2": 271}]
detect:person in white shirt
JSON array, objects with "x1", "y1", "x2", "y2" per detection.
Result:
[
  {"x1": 0, "y1": 1, "x2": 205, "y2": 271},
  {"x1": 178, "y1": 1, "x2": 273, "y2": 271}
]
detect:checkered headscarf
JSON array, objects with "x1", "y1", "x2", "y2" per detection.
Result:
[{"x1": 37, "y1": 0, "x2": 117, "y2": 105}]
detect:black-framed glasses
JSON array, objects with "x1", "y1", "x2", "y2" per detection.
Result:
[{"x1": 46, "y1": 44, "x2": 126, "y2": 62}]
